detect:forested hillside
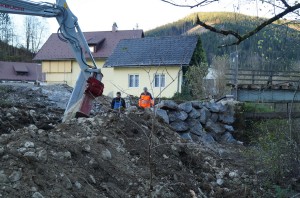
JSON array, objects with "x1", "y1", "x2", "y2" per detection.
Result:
[
  {"x1": 0, "y1": 13, "x2": 37, "y2": 62},
  {"x1": 146, "y1": 12, "x2": 300, "y2": 71},
  {"x1": 0, "y1": 41, "x2": 34, "y2": 62}
]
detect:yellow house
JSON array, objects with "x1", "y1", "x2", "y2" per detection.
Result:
[
  {"x1": 34, "y1": 30, "x2": 199, "y2": 98},
  {"x1": 103, "y1": 35, "x2": 199, "y2": 98},
  {"x1": 33, "y1": 27, "x2": 144, "y2": 96}
]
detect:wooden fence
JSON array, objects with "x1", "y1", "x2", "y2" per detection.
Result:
[{"x1": 226, "y1": 69, "x2": 300, "y2": 90}]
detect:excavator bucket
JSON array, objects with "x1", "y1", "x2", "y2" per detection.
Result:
[
  {"x1": 63, "y1": 76, "x2": 104, "y2": 121},
  {"x1": 75, "y1": 93, "x2": 94, "y2": 118},
  {"x1": 75, "y1": 77, "x2": 104, "y2": 118}
]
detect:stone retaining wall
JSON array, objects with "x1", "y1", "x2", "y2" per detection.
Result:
[{"x1": 156, "y1": 100, "x2": 240, "y2": 144}]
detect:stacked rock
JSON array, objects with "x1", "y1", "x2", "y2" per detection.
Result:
[{"x1": 156, "y1": 100, "x2": 238, "y2": 144}]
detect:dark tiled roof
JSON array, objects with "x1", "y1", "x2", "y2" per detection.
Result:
[
  {"x1": 87, "y1": 37, "x2": 105, "y2": 45},
  {"x1": 103, "y1": 36, "x2": 198, "y2": 67},
  {"x1": 0, "y1": 61, "x2": 44, "y2": 82},
  {"x1": 34, "y1": 30, "x2": 144, "y2": 61},
  {"x1": 13, "y1": 65, "x2": 28, "y2": 72}
]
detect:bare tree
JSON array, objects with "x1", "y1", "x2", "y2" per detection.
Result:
[
  {"x1": 210, "y1": 55, "x2": 230, "y2": 98},
  {"x1": 24, "y1": 16, "x2": 48, "y2": 53},
  {"x1": 0, "y1": 13, "x2": 13, "y2": 44},
  {"x1": 161, "y1": 0, "x2": 218, "y2": 8},
  {"x1": 161, "y1": 0, "x2": 300, "y2": 46}
]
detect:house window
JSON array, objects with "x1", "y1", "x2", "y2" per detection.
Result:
[
  {"x1": 16, "y1": 71, "x2": 28, "y2": 76},
  {"x1": 154, "y1": 74, "x2": 165, "y2": 88},
  {"x1": 129, "y1": 74, "x2": 139, "y2": 87}
]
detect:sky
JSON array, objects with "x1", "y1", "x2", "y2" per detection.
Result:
[
  {"x1": 11, "y1": 0, "x2": 297, "y2": 47},
  {"x1": 12, "y1": 0, "x2": 281, "y2": 33}
]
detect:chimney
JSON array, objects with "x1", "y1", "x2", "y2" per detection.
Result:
[{"x1": 112, "y1": 22, "x2": 118, "y2": 32}]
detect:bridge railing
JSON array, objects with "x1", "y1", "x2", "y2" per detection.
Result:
[{"x1": 226, "y1": 69, "x2": 300, "y2": 88}]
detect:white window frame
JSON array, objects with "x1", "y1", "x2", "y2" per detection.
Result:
[
  {"x1": 128, "y1": 74, "x2": 139, "y2": 88},
  {"x1": 154, "y1": 73, "x2": 166, "y2": 88}
]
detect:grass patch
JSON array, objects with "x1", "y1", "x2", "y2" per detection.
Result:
[{"x1": 242, "y1": 102, "x2": 274, "y2": 113}]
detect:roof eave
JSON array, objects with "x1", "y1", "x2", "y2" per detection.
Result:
[{"x1": 104, "y1": 63, "x2": 189, "y2": 68}]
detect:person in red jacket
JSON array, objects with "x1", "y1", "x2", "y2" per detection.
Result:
[{"x1": 138, "y1": 87, "x2": 154, "y2": 108}]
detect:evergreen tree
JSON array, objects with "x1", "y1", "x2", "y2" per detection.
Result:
[{"x1": 190, "y1": 35, "x2": 207, "y2": 66}]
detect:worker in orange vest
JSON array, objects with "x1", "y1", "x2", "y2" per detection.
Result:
[{"x1": 138, "y1": 87, "x2": 154, "y2": 108}]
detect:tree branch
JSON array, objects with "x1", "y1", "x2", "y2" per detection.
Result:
[
  {"x1": 264, "y1": 0, "x2": 300, "y2": 17},
  {"x1": 195, "y1": 16, "x2": 242, "y2": 41},
  {"x1": 160, "y1": 0, "x2": 218, "y2": 8},
  {"x1": 280, "y1": 0, "x2": 291, "y2": 8},
  {"x1": 194, "y1": 3, "x2": 300, "y2": 47}
]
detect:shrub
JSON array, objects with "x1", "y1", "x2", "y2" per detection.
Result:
[
  {"x1": 185, "y1": 63, "x2": 208, "y2": 99},
  {"x1": 248, "y1": 120, "x2": 299, "y2": 182},
  {"x1": 172, "y1": 89, "x2": 193, "y2": 102},
  {"x1": 273, "y1": 185, "x2": 295, "y2": 198}
]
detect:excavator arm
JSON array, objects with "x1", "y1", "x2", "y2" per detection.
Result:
[{"x1": 0, "y1": 0, "x2": 104, "y2": 120}]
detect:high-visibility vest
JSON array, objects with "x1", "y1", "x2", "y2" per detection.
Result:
[{"x1": 139, "y1": 93, "x2": 153, "y2": 108}]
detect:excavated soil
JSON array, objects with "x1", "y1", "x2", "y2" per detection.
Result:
[{"x1": 0, "y1": 83, "x2": 299, "y2": 198}]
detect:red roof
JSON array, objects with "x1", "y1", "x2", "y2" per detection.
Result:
[
  {"x1": 34, "y1": 30, "x2": 144, "y2": 61},
  {"x1": 0, "y1": 61, "x2": 44, "y2": 82}
]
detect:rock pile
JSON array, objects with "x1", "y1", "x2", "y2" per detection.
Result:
[
  {"x1": 0, "y1": 110, "x2": 259, "y2": 198},
  {"x1": 0, "y1": 83, "x2": 297, "y2": 197},
  {"x1": 0, "y1": 83, "x2": 102, "y2": 134},
  {"x1": 156, "y1": 100, "x2": 239, "y2": 144}
]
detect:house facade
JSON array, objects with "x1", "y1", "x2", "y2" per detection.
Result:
[
  {"x1": 33, "y1": 28, "x2": 144, "y2": 95},
  {"x1": 103, "y1": 36, "x2": 199, "y2": 98}
]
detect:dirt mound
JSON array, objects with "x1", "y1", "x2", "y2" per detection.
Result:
[{"x1": 0, "y1": 83, "x2": 298, "y2": 197}]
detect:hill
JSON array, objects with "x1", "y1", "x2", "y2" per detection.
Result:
[{"x1": 146, "y1": 12, "x2": 300, "y2": 71}]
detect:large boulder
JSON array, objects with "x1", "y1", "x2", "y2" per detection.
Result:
[
  {"x1": 159, "y1": 100, "x2": 178, "y2": 110},
  {"x1": 191, "y1": 101, "x2": 203, "y2": 109},
  {"x1": 168, "y1": 111, "x2": 188, "y2": 122},
  {"x1": 199, "y1": 107, "x2": 211, "y2": 124},
  {"x1": 179, "y1": 132, "x2": 192, "y2": 141},
  {"x1": 224, "y1": 125, "x2": 234, "y2": 132},
  {"x1": 169, "y1": 121, "x2": 189, "y2": 132},
  {"x1": 210, "y1": 113, "x2": 219, "y2": 123},
  {"x1": 205, "y1": 119, "x2": 226, "y2": 134},
  {"x1": 204, "y1": 102, "x2": 227, "y2": 113},
  {"x1": 156, "y1": 109, "x2": 169, "y2": 124},
  {"x1": 188, "y1": 108, "x2": 201, "y2": 119},
  {"x1": 219, "y1": 114, "x2": 235, "y2": 124},
  {"x1": 190, "y1": 133, "x2": 201, "y2": 142},
  {"x1": 202, "y1": 133, "x2": 215, "y2": 143},
  {"x1": 186, "y1": 119, "x2": 204, "y2": 136},
  {"x1": 178, "y1": 102, "x2": 193, "y2": 113},
  {"x1": 219, "y1": 103, "x2": 229, "y2": 113},
  {"x1": 220, "y1": 132, "x2": 237, "y2": 144}
]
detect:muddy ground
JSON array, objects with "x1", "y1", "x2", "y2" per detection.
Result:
[{"x1": 0, "y1": 83, "x2": 299, "y2": 198}]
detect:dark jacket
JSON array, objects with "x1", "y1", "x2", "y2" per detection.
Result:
[{"x1": 111, "y1": 97, "x2": 126, "y2": 109}]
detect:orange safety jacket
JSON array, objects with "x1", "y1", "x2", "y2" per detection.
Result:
[{"x1": 139, "y1": 92, "x2": 154, "y2": 108}]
